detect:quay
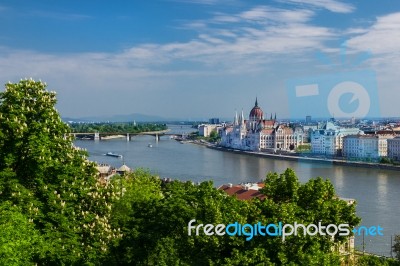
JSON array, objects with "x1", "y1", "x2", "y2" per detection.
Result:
[{"x1": 192, "y1": 140, "x2": 400, "y2": 171}]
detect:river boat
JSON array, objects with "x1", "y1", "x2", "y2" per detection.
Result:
[{"x1": 106, "y1": 152, "x2": 123, "y2": 158}]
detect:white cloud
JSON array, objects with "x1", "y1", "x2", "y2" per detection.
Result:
[
  {"x1": 210, "y1": 6, "x2": 315, "y2": 25},
  {"x1": 0, "y1": 5, "x2": 339, "y2": 83},
  {"x1": 343, "y1": 13, "x2": 400, "y2": 117},
  {"x1": 213, "y1": 14, "x2": 241, "y2": 23},
  {"x1": 27, "y1": 10, "x2": 92, "y2": 20},
  {"x1": 1, "y1": 4, "x2": 378, "y2": 117},
  {"x1": 280, "y1": 0, "x2": 355, "y2": 14},
  {"x1": 343, "y1": 27, "x2": 370, "y2": 35},
  {"x1": 239, "y1": 6, "x2": 314, "y2": 23},
  {"x1": 167, "y1": 6, "x2": 336, "y2": 65},
  {"x1": 347, "y1": 12, "x2": 400, "y2": 54}
]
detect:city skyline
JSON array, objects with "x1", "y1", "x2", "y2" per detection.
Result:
[{"x1": 1, "y1": 1, "x2": 400, "y2": 119}]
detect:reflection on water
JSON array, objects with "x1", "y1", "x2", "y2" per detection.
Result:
[{"x1": 74, "y1": 125, "x2": 400, "y2": 257}]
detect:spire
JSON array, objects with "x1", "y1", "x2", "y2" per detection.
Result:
[
  {"x1": 274, "y1": 113, "x2": 277, "y2": 120},
  {"x1": 241, "y1": 109, "x2": 244, "y2": 125},
  {"x1": 255, "y1": 97, "x2": 258, "y2": 107},
  {"x1": 234, "y1": 110, "x2": 238, "y2": 126},
  {"x1": 270, "y1": 113, "x2": 272, "y2": 120}
]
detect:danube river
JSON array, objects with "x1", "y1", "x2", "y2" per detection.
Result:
[{"x1": 74, "y1": 125, "x2": 400, "y2": 257}]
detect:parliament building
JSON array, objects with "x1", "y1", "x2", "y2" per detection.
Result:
[{"x1": 220, "y1": 98, "x2": 303, "y2": 151}]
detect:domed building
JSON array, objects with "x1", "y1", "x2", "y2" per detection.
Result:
[
  {"x1": 249, "y1": 98, "x2": 264, "y2": 121},
  {"x1": 220, "y1": 98, "x2": 303, "y2": 151}
]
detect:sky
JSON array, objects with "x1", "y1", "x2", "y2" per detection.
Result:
[{"x1": 0, "y1": 0, "x2": 399, "y2": 120}]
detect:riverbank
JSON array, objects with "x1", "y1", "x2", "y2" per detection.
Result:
[
  {"x1": 190, "y1": 140, "x2": 400, "y2": 171},
  {"x1": 101, "y1": 135, "x2": 125, "y2": 140}
]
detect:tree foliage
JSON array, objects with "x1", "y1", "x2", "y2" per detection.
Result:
[
  {"x1": 0, "y1": 79, "x2": 121, "y2": 265},
  {"x1": 69, "y1": 122, "x2": 167, "y2": 134},
  {"x1": 208, "y1": 129, "x2": 220, "y2": 143},
  {"x1": 105, "y1": 168, "x2": 360, "y2": 265},
  {"x1": 255, "y1": 169, "x2": 361, "y2": 264},
  {"x1": 356, "y1": 255, "x2": 400, "y2": 266},
  {"x1": 296, "y1": 144, "x2": 311, "y2": 153},
  {"x1": 106, "y1": 174, "x2": 255, "y2": 265},
  {"x1": 0, "y1": 201, "x2": 42, "y2": 266},
  {"x1": 394, "y1": 234, "x2": 400, "y2": 261}
]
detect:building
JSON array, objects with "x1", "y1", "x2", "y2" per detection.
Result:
[
  {"x1": 117, "y1": 164, "x2": 131, "y2": 175},
  {"x1": 198, "y1": 124, "x2": 220, "y2": 137},
  {"x1": 209, "y1": 118, "x2": 220, "y2": 124},
  {"x1": 218, "y1": 182, "x2": 266, "y2": 200},
  {"x1": 302, "y1": 124, "x2": 319, "y2": 143},
  {"x1": 310, "y1": 122, "x2": 362, "y2": 156},
  {"x1": 96, "y1": 164, "x2": 113, "y2": 178},
  {"x1": 220, "y1": 98, "x2": 303, "y2": 151},
  {"x1": 342, "y1": 134, "x2": 394, "y2": 161},
  {"x1": 306, "y1": 115, "x2": 312, "y2": 124},
  {"x1": 387, "y1": 136, "x2": 400, "y2": 161}
]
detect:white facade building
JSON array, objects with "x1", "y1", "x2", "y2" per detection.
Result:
[
  {"x1": 220, "y1": 99, "x2": 303, "y2": 151},
  {"x1": 343, "y1": 134, "x2": 394, "y2": 160},
  {"x1": 310, "y1": 122, "x2": 362, "y2": 156},
  {"x1": 387, "y1": 136, "x2": 400, "y2": 161},
  {"x1": 198, "y1": 124, "x2": 220, "y2": 137}
]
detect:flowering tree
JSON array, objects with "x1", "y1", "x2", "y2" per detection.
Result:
[
  {"x1": 0, "y1": 79, "x2": 121, "y2": 264},
  {"x1": 0, "y1": 202, "x2": 42, "y2": 265}
]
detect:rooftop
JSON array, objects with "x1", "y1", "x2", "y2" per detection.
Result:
[
  {"x1": 218, "y1": 182, "x2": 266, "y2": 201},
  {"x1": 117, "y1": 164, "x2": 131, "y2": 172}
]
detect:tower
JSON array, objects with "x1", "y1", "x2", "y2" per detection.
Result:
[{"x1": 234, "y1": 110, "x2": 238, "y2": 126}]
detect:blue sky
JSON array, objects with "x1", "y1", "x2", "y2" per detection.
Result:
[{"x1": 1, "y1": 0, "x2": 399, "y2": 120}]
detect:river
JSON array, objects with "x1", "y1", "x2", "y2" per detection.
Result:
[{"x1": 74, "y1": 124, "x2": 400, "y2": 257}]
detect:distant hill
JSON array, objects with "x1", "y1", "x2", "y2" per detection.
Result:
[
  {"x1": 62, "y1": 113, "x2": 234, "y2": 124},
  {"x1": 62, "y1": 113, "x2": 175, "y2": 123}
]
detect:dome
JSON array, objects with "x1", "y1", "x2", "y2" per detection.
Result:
[{"x1": 249, "y1": 98, "x2": 264, "y2": 120}]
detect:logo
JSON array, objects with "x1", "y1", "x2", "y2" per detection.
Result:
[
  {"x1": 285, "y1": 43, "x2": 380, "y2": 168},
  {"x1": 187, "y1": 220, "x2": 383, "y2": 242},
  {"x1": 287, "y1": 43, "x2": 379, "y2": 120},
  {"x1": 287, "y1": 70, "x2": 379, "y2": 120}
]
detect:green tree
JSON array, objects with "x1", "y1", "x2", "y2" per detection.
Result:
[
  {"x1": 0, "y1": 201, "x2": 43, "y2": 265},
  {"x1": 69, "y1": 122, "x2": 167, "y2": 134},
  {"x1": 393, "y1": 234, "x2": 400, "y2": 261},
  {"x1": 208, "y1": 129, "x2": 220, "y2": 142},
  {"x1": 380, "y1": 157, "x2": 394, "y2": 164},
  {"x1": 106, "y1": 168, "x2": 359, "y2": 265},
  {"x1": 106, "y1": 172, "x2": 256, "y2": 265},
  {"x1": 356, "y1": 255, "x2": 400, "y2": 266},
  {"x1": 255, "y1": 169, "x2": 360, "y2": 265},
  {"x1": 0, "y1": 79, "x2": 120, "y2": 264},
  {"x1": 261, "y1": 168, "x2": 299, "y2": 203},
  {"x1": 296, "y1": 144, "x2": 311, "y2": 153}
]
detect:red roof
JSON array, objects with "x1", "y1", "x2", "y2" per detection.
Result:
[
  {"x1": 218, "y1": 183, "x2": 266, "y2": 201},
  {"x1": 261, "y1": 129, "x2": 274, "y2": 134},
  {"x1": 225, "y1": 127, "x2": 233, "y2": 133}
]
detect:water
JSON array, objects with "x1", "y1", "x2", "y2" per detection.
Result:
[{"x1": 74, "y1": 125, "x2": 400, "y2": 257}]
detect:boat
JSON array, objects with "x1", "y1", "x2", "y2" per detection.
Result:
[
  {"x1": 106, "y1": 152, "x2": 123, "y2": 158},
  {"x1": 148, "y1": 144, "x2": 153, "y2": 148}
]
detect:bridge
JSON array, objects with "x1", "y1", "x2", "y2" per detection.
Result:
[{"x1": 71, "y1": 129, "x2": 189, "y2": 142}]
